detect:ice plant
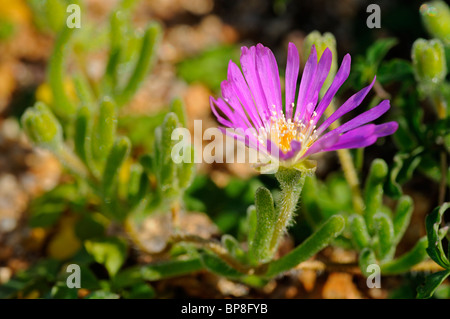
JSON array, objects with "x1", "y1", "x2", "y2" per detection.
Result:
[
  {"x1": 210, "y1": 43, "x2": 398, "y2": 174},
  {"x1": 209, "y1": 43, "x2": 398, "y2": 262}
]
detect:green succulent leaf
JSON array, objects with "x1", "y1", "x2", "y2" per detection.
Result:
[
  {"x1": 101, "y1": 137, "x2": 131, "y2": 204},
  {"x1": 381, "y1": 237, "x2": 428, "y2": 275},
  {"x1": 364, "y1": 159, "x2": 388, "y2": 233},
  {"x1": 222, "y1": 235, "x2": 246, "y2": 264},
  {"x1": 170, "y1": 98, "x2": 187, "y2": 128},
  {"x1": 366, "y1": 38, "x2": 398, "y2": 69},
  {"x1": 116, "y1": 23, "x2": 161, "y2": 106},
  {"x1": 48, "y1": 26, "x2": 77, "y2": 117},
  {"x1": 84, "y1": 237, "x2": 128, "y2": 277},
  {"x1": 92, "y1": 98, "x2": 118, "y2": 162},
  {"x1": 265, "y1": 215, "x2": 345, "y2": 278},
  {"x1": 374, "y1": 212, "x2": 395, "y2": 261},
  {"x1": 22, "y1": 102, "x2": 63, "y2": 150},
  {"x1": 200, "y1": 250, "x2": 244, "y2": 279},
  {"x1": 349, "y1": 214, "x2": 371, "y2": 250},
  {"x1": 73, "y1": 73, "x2": 96, "y2": 106},
  {"x1": 249, "y1": 187, "x2": 276, "y2": 264},
  {"x1": 425, "y1": 203, "x2": 450, "y2": 269},
  {"x1": 122, "y1": 282, "x2": 155, "y2": 299},
  {"x1": 113, "y1": 258, "x2": 203, "y2": 289},
  {"x1": 177, "y1": 145, "x2": 195, "y2": 190},
  {"x1": 246, "y1": 205, "x2": 257, "y2": 247},
  {"x1": 393, "y1": 195, "x2": 414, "y2": 244},
  {"x1": 386, "y1": 148, "x2": 423, "y2": 198},
  {"x1": 74, "y1": 106, "x2": 91, "y2": 165},
  {"x1": 417, "y1": 269, "x2": 450, "y2": 299},
  {"x1": 377, "y1": 59, "x2": 414, "y2": 84},
  {"x1": 359, "y1": 248, "x2": 378, "y2": 277}
]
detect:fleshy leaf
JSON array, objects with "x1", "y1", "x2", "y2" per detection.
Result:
[
  {"x1": 381, "y1": 237, "x2": 428, "y2": 275},
  {"x1": 48, "y1": 26, "x2": 76, "y2": 117},
  {"x1": 200, "y1": 250, "x2": 244, "y2": 279},
  {"x1": 359, "y1": 248, "x2": 377, "y2": 277},
  {"x1": 22, "y1": 102, "x2": 63, "y2": 150},
  {"x1": 85, "y1": 237, "x2": 128, "y2": 277},
  {"x1": 112, "y1": 258, "x2": 203, "y2": 289},
  {"x1": 222, "y1": 235, "x2": 247, "y2": 264},
  {"x1": 393, "y1": 195, "x2": 414, "y2": 244},
  {"x1": 92, "y1": 98, "x2": 117, "y2": 162},
  {"x1": 246, "y1": 205, "x2": 257, "y2": 247},
  {"x1": 374, "y1": 212, "x2": 395, "y2": 261},
  {"x1": 170, "y1": 98, "x2": 187, "y2": 128},
  {"x1": 265, "y1": 215, "x2": 345, "y2": 277},
  {"x1": 425, "y1": 203, "x2": 450, "y2": 269},
  {"x1": 417, "y1": 270, "x2": 450, "y2": 299},
  {"x1": 101, "y1": 137, "x2": 131, "y2": 204},
  {"x1": 249, "y1": 187, "x2": 276, "y2": 264},
  {"x1": 116, "y1": 23, "x2": 161, "y2": 106},
  {"x1": 364, "y1": 159, "x2": 388, "y2": 234},
  {"x1": 349, "y1": 214, "x2": 371, "y2": 250}
]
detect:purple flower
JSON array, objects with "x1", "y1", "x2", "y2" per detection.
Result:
[{"x1": 210, "y1": 43, "x2": 398, "y2": 172}]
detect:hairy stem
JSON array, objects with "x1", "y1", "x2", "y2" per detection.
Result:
[
  {"x1": 373, "y1": 80, "x2": 391, "y2": 100},
  {"x1": 269, "y1": 169, "x2": 306, "y2": 255},
  {"x1": 336, "y1": 149, "x2": 365, "y2": 214}
]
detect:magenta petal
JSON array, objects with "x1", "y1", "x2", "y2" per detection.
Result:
[
  {"x1": 285, "y1": 42, "x2": 300, "y2": 120},
  {"x1": 255, "y1": 44, "x2": 283, "y2": 115},
  {"x1": 219, "y1": 82, "x2": 252, "y2": 129},
  {"x1": 302, "y1": 130, "x2": 340, "y2": 158},
  {"x1": 218, "y1": 127, "x2": 262, "y2": 152},
  {"x1": 312, "y1": 54, "x2": 351, "y2": 126},
  {"x1": 240, "y1": 46, "x2": 270, "y2": 120},
  {"x1": 322, "y1": 100, "x2": 391, "y2": 139},
  {"x1": 323, "y1": 124, "x2": 377, "y2": 152},
  {"x1": 304, "y1": 48, "x2": 333, "y2": 122},
  {"x1": 210, "y1": 97, "x2": 234, "y2": 128},
  {"x1": 295, "y1": 45, "x2": 318, "y2": 121},
  {"x1": 374, "y1": 121, "x2": 398, "y2": 137},
  {"x1": 266, "y1": 139, "x2": 281, "y2": 160},
  {"x1": 267, "y1": 140, "x2": 302, "y2": 161},
  {"x1": 280, "y1": 140, "x2": 302, "y2": 160},
  {"x1": 316, "y1": 76, "x2": 376, "y2": 136},
  {"x1": 227, "y1": 61, "x2": 263, "y2": 128}
]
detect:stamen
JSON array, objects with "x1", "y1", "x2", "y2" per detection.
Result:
[{"x1": 257, "y1": 109, "x2": 320, "y2": 154}]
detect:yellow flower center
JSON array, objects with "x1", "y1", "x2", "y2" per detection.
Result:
[
  {"x1": 257, "y1": 108, "x2": 319, "y2": 156},
  {"x1": 269, "y1": 117, "x2": 299, "y2": 153}
]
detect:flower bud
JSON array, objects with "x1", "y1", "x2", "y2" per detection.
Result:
[
  {"x1": 412, "y1": 39, "x2": 447, "y2": 90},
  {"x1": 420, "y1": 1, "x2": 450, "y2": 44},
  {"x1": 21, "y1": 102, "x2": 63, "y2": 150},
  {"x1": 303, "y1": 31, "x2": 338, "y2": 92}
]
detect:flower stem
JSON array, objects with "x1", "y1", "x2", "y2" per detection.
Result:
[
  {"x1": 269, "y1": 168, "x2": 306, "y2": 255},
  {"x1": 336, "y1": 149, "x2": 365, "y2": 214},
  {"x1": 326, "y1": 101, "x2": 365, "y2": 215}
]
